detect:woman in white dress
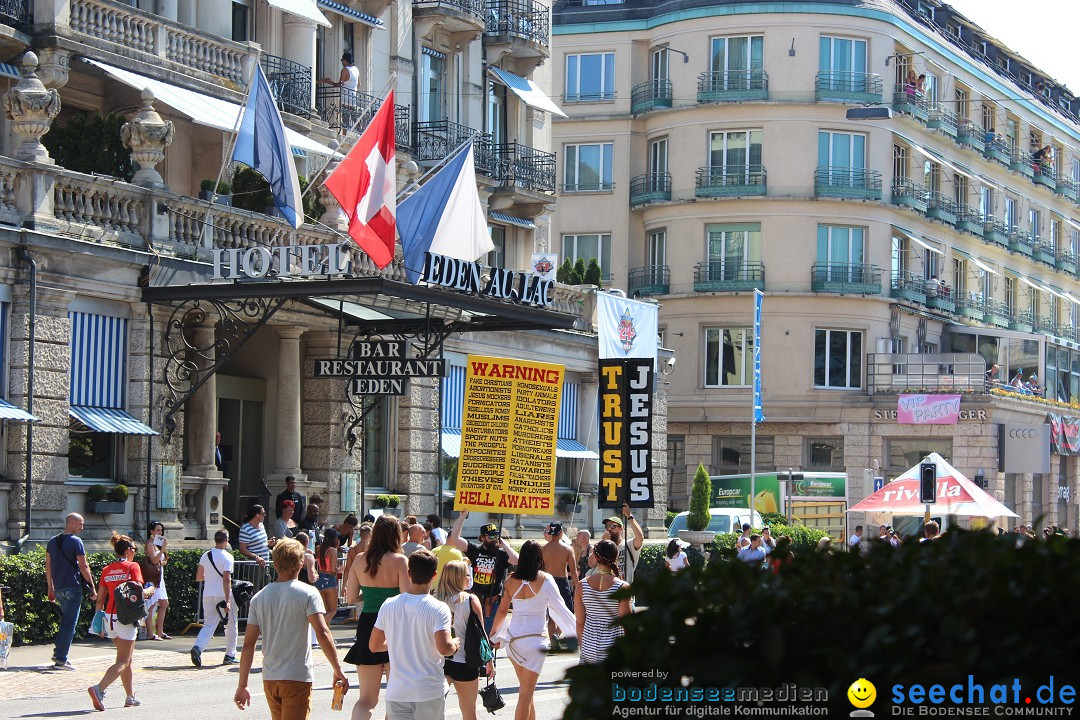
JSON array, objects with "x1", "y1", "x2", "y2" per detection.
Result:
[
  {"x1": 490, "y1": 540, "x2": 576, "y2": 720},
  {"x1": 144, "y1": 522, "x2": 170, "y2": 640}
]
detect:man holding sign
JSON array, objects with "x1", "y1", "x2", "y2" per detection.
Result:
[{"x1": 448, "y1": 511, "x2": 518, "y2": 633}]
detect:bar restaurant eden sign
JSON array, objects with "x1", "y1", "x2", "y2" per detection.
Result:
[{"x1": 314, "y1": 340, "x2": 444, "y2": 396}]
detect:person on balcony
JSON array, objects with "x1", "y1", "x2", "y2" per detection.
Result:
[
  {"x1": 320, "y1": 53, "x2": 360, "y2": 131},
  {"x1": 904, "y1": 70, "x2": 918, "y2": 99}
]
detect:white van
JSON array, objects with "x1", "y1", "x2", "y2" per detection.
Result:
[{"x1": 667, "y1": 508, "x2": 764, "y2": 538}]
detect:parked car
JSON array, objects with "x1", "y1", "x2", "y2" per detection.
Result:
[{"x1": 667, "y1": 508, "x2": 764, "y2": 538}]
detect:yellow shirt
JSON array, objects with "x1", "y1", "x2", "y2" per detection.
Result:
[{"x1": 430, "y1": 544, "x2": 464, "y2": 587}]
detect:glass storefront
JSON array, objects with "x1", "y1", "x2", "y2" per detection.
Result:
[
  {"x1": 1046, "y1": 345, "x2": 1080, "y2": 404},
  {"x1": 949, "y1": 329, "x2": 1043, "y2": 386}
]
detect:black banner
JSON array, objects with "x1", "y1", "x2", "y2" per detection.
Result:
[
  {"x1": 598, "y1": 358, "x2": 655, "y2": 509},
  {"x1": 1049, "y1": 413, "x2": 1080, "y2": 456}
]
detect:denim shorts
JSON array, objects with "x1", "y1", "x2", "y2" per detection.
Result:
[{"x1": 314, "y1": 573, "x2": 337, "y2": 591}]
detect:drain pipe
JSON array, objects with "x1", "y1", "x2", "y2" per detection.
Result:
[{"x1": 16, "y1": 245, "x2": 36, "y2": 553}]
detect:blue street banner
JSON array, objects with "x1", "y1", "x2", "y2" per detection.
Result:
[{"x1": 753, "y1": 289, "x2": 765, "y2": 423}]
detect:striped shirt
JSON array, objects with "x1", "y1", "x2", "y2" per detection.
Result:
[{"x1": 239, "y1": 522, "x2": 269, "y2": 562}]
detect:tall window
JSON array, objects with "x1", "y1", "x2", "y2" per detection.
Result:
[
  {"x1": 954, "y1": 86, "x2": 969, "y2": 117},
  {"x1": 487, "y1": 225, "x2": 506, "y2": 268},
  {"x1": 650, "y1": 47, "x2": 669, "y2": 82},
  {"x1": 893, "y1": 144, "x2": 909, "y2": 181},
  {"x1": 952, "y1": 257, "x2": 966, "y2": 295},
  {"x1": 563, "y1": 143, "x2": 613, "y2": 191},
  {"x1": 892, "y1": 234, "x2": 909, "y2": 276},
  {"x1": 647, "y1": 229, "x2": 666, "y2": 267},
  {"x1": 978, "y1": 186, "x2": 993, "y2": 219},
  {"x1": 954, "y1": 175, "x2": 968, "y2": 207},
  {"x1": 709, "y1": 130, "x2": 763, "y2": 180},
  {"x1": 819, "y1": 36, "x2": 867, "y2": 90},
  {"x1": 1004, "y1": 275, "x2": 1016, "y2": 313},
  {"x1": 818, "y1": 131, "x2": 866, "y2": 186},
  {"x1": 487, "y1": 82, "x2": 507, "y2": 145},
  {"x1": 704, "y1": 328, "x2": 753, "y2": 387},
  {"x1": 363, "y1": 397, "x2": 391, "y2": 488},
  {"x1": 562, "y1": 233, "x2": 611, "y2": 280},
  {"x1": 713, "y1": 436, "x2": 774, "y2": 473},
  {"x1": 814, "y1": 329, "x2": 862, "y2": 389},
  {"x1": 565, "y1": 52, "x2": 615, "y2": 101},
  {"x1": 1005, "y1": 196, "x2": 1017, "y2": 230},
  {"x1": 419, "y1": 50, "x2": 444, "y2": 123},
  {"x1": 648, "y1": 137, "x2": 668, "y2": 189},
  {"x1": 710, "y1": 35, "x2": 763, "y2": 88},
  {"x1": 1029, "y1": 209, "x2": 1041, "y2": 242},
  {"x1": 816, "y1": 225, "x2": 865, "y2": 281},
  {"x1": 231, "y1": 1, "x2": 249, "y2": 42},
  {"x1": 981, "y1": 102, "x2": 995, "y2": 133},
  {"x1": 706, "y1": 223, "x2": 761, "y2": 280}
]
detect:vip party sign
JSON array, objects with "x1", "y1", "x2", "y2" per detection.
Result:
[{"x1": 897, "y1": 394, "x2": 961, "y2": 425}]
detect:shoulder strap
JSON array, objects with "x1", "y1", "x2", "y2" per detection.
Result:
[
  {"x1": 56, "y1": 534, "x2": 82, "y2": 572},
  {"x1": 206, "y1": 549, "x2": 225, "y2": 578}
]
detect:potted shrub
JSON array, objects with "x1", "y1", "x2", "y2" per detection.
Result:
[
  {"x1": 557, "y1": 493, "x2": 582, "y2": 513},
  {"x1": 86, "y1": 483, "x2": 128, "y2": 514},
  {"x1": 199, "y1": 179, "x2": 232, "y2": 205},
  {"x1": 385, "y1": 495, "x2": 400, "y2": 509},
  {"x1": 678, "y1": 464, "x2": 715, "y2": 551},
  {"x1": 373, "y1": 495, "x2": 389, "y2": 509}
]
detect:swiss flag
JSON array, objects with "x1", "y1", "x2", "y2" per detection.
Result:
[{"x1": 323, "y1": 90, "x2": 397, "y2": 268}]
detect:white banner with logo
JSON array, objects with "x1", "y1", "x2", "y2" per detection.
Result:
[{"x1": 596, "y1": 292, "x2": 658, "y2": 360}]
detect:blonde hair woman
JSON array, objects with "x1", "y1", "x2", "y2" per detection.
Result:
[{"x1": 437, "y1": 560, "x2": 493, "y2": 720}]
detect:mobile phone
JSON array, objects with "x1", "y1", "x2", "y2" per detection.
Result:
[{"x1": 154, "y1": 536, "x2": 165, "y2": 547}]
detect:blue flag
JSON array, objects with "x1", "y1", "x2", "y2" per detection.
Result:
[
  {"x1": 397, "y1": 142, "x2": 493, "y2": 284},
  {"x1": 231, "y1": 65, "x2": 303, "y2": 228},
  {"x1": 753, "y1": 289, "x2": 765, "y2": 423}
]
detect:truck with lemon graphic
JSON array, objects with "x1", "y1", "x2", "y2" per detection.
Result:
[{"x1": 710, "y1": 472, "x2": 848, "y2": 536}]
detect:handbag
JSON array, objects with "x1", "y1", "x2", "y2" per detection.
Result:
[
  {"x1": 206, "y1": 550, "x2": 255, "y2": 607},
  {"x1": 139, "y1": 557, "x2": 162, "y2": 587},
  {"x1": 479, "y1": 675, "x2": 505, "y2": 715},
  {"x1": 0, "y1": 620, "x2": 12, "y2": 669},
  {"x1": 89, "y1": 609, "x2": 107, "y2": 637}
]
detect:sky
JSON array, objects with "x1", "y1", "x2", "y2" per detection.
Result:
[{"x1": 941, "y1": 0, "x2": 1080, "y2": 91}]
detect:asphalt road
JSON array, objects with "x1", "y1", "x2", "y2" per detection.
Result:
[{"x1": 1, "y1": 628, "x2": 576, "y2": 720}]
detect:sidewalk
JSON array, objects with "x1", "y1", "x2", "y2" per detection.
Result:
[{"x1": 0, "y1": 624, "x2": 359, "y2": 702}]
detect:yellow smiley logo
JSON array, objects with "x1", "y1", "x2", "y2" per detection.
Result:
[{"x1": 847, "y1": 678, "x2": 876, "y2": 709}]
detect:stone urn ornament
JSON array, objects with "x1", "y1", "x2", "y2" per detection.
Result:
[
  {"x1": 121, "y1": 88, "x2": 175, "y2": 190},
  {"x1": 2, "y1": 52, "x2": 61, "y2": 163}
]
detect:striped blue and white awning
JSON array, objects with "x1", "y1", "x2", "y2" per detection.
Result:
[
  {"x1": 489, "y1": 211, "x2": 535, "y2": 230},
  {"x1": 441, "y1": 364, "x2": 466, "y2": 430},
  {"x1": 556, "y1": 438, "x2": 598, "y2": 459},
  {"x1": 317, "y1": 0, "x2": 385, "y2": 27},
  {"x1": 0, "y1": 63, "x2": 20, "y2": 80},
  {"x1": 558, "y1": 382, "x2": 577, "y2": 439},
  {"x1": 70, "y1": 406, "x2": 157, "y2": 435},
  {"x1": 70, "y1": 312, "x2": 128, "y2": 408},
  {"x1": 441, "y1": 429, "x2": 462, "y2": 458},
  {"x1": 421, "y1": 46, "x2": 446, "y2": 60},
  {"x1": 0, "y1": 398, "x2": 37, "y2": 422}
]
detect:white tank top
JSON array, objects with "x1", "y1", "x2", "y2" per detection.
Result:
[{"x1": 343, "y1": 65, "x2": 359, "y2": 92}]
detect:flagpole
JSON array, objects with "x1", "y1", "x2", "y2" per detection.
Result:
[{"x1": 200, "y1": 50, "x2": 262, "y2": 248}]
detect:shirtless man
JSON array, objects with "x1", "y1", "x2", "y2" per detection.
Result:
[{"x1": 541, "y1": 522, "x2": 578, "y2": 649}]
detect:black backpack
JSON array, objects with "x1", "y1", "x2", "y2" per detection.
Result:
[
  {"x1": 113, "y1": 580, "x2": 148, "y2": 626},
  {"x1": 463, "y1": 597, "x2": 495, "y2": 669}
]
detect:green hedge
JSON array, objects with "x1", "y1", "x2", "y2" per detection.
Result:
[
  {"x1": 0, "y1": 548, "x2": 216, "y2": 645},
  {"x1": 712, "y1": 522, "x2": 830, "y2": 557},
  {"x1": 633, "y1": 543, "x2": 705, "y2": 585}
]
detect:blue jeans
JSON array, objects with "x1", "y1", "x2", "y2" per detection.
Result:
[
  {"x1": 54, "y1": 586, "x2": 83, "y2": 663},
  {"x1": 481, "y1": 596, "x2": 501, "y2": 635}
]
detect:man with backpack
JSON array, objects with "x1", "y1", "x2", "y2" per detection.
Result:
[
  {"x1": 191, "y1": 530, "x2": 239, "y2": 667},
  {"x1": 45, "y1": 513, "x2": 97, "y2": 671}
]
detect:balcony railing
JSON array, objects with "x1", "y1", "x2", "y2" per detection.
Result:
[
  {"x1": 955, "y1": 291, "x2": 984, "y2": 320},
  {"x1": 491, "y1": 142, "x2": 555, "y2": 194},
  {"x1": 956, "y1": 205, "x2": 984, "y2": 236},
  {"x1": 693, "y1": 261, "x2": 765, "y2": 292},
  {"x1": 815, "y1": 71, "x2": 883, "y2": 104},
  {"x1": 925, "y1": 285, "x2": 957, "y2": 314},
  {"x1": 1008, "y1": 228, "x2": 1033, "y2": 256},
  {"x1": 814, "y1": 166, "x2": 882, "y2": 200},
  {"x1": 984, "y1": 217, "x2": 1009, "y2": 247},
  {"x1": 260, "y1": 53, "x2": 312, "y2": 117},
  {"x1": 628, "y1": 265, "x2": 670, "y2": 296},
  {"x1": 414, "y1": 119, "x2": 494, "y2": 176},
  {"x1": 631, "y1": 79, "x2": 672, "y2": 115},
  {"x1": 1009, "y1": 308, "x2": 1034, "y2": 332},
  {"x1": 926, "y1": 105, "x2": 959, "y2": 138},
  {"x1": 810, "y1": 263, "x2": 881, "y2": 294},
  {"x1": 1054, "y1": 177, "x2": 1078, "y2": 202},
  {"x1": 414, "y1": 0, "x2": 486, "y2": 23},
  {"x1": 484, "y1": 0, "x2": 549, "y2": 47},
  {"x1": 890, "y1": 271, "x2": 927, "y2": 304},
  {"x1": 892, "y1": 85, "x2": 931, "y2": 121},
  {"x1": 695, "y1": 165, "x2": 766, "y2": 198},
  {"x1": 926, "y1": 191, "x2": 958, "y2": 225},
  {"x1": 1010, "y1": 149, "x2": 1035, "y2": 179},
  {"x1": 867, "y1": 353, "x2": 987, "y2": 394},
  {"x1": 1033, "y1": 163, "x2": 1057, "y2": 191},
  {"x1": 315, "y1": 87, "x2": 412, "y2": 150},
  {"x1": 1033, "y1": 240, "x2": 1057, "y2": 266},
  {"x1": 629, "y1": 172, "x2": 671, "y2": 207},
  {"x1": 1055, "y1": 249, "x2": 1078, "y2": 275},
  {"x1": 890, "y1": 178, "x2": 928, "y2": 213},
  {"x1": 983, "y1": 135, "x2": 1012, "y2": 165},
  {"x1": 981, "y1": 298, "x2": 1012, "y2": 328},
  {"x1": 0, "y1": 0, "x2": 31, "y2": 30},
  {"x1": 696, "y1": 70, "x2": 768, "y2": 102},
  {"x1": 955, "y1": 119, "x2": 983, "y2": 150}
]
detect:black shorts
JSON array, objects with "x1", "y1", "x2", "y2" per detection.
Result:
[
  {"x1": 444, "y1": 659, "x2": 480, "y2": 682},
  {"x1": 554, "y1": 577, "x2": 574, "y2": 610},
  {"x1": 344, "y1": 612, "x2": 389, "y2": 666}
]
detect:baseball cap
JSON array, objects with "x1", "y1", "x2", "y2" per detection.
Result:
[
  {"x1": 479, "y1": 523, "x2": 500, "y2": 538},
  {"x1": 604, "y1": 516, "x2": 623, "y2": 527},
  {"x1": 546, "y1": 522, "x2": 563, "y2": 535}
]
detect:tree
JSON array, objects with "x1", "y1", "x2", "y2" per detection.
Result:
[
  {"x1": 230, "y1": 166, "x2": 323, "y2": 221},
  {"x1": 686, "y1": 463, "x2": 711, "y2": 531},
  {"x1": 583, "y1": 258, "x2": 602, "y2": 286},
  {"x1": 572, "y1": 258, "x2": 587, "y2": 285},
  {"x1": 556, "y1": 258, "x2": 575, "y2": 284},
  {"x1": 43, "y1": 112, "x2": 133, "y2": 181}
]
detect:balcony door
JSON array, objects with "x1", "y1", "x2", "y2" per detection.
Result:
[
  {"x1": 487, "y1": 81, "x2": 507, "y2": 146},
  {"x1": 647, "y1": 229, "x2": 666, "y2": 267},
  {"x1": 419, "y1": 50, "x2": 445, "y2": 124},
  {"x1": 707, "y1": 224, "x2": 760, "y2": 281},
  {"x1": 818, "y1": 131, "x2": 865, "y2": 186},
  {"x1": 710, "y1": 35, "x2": 763, "y2": 89},
  {"x1": 648, "y1": 138, "x2": 668, "y2": 191},
  {"x1": 817, "y1": 225, "x2": 865, "y2": 282},
  {"x1": 651, "y1": 47, "x2": 669, "y2": 83},
  {"x1": 819, "y1": 36, "x2": 867, "y2": 91},
  {"x1": 709, "y1": 130, "x2": 762, "y2": 183}
]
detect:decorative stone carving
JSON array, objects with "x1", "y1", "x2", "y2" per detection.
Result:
[
  {"x1": 34, "y1": 48, "x2": 71, "y2": 89},
  {"x1": 2, "y1": 53, "x2": 61, "y2": 164},
  {"x1": 121, "y1": 89, "x2": 175, "y2": 190},
  {"x1": 534, "y1": 222, "x2": 549, "y2": 253}
]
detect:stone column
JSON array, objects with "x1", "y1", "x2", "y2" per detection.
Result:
[
  {"x1": 2, "y1": 52, "x2": 61, "y2": 163},
  {"x1": 270, "y1": 326, "x2": 305, "y2": 481},
  {"x1": 303, "y1": 330, "x2": 361, "y2": 515},
  {"x1": 121, "y1": 89, "x2": 175, "y2": 190},
  {"x1": 282, "y1": 16, "x2": 318, "y2": 109},
  {"x1": 186, "y1": 323, "x2": 221, "y2": 478}
]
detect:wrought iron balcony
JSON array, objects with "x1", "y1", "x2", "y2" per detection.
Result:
[
  {"x1": 955, "y1": 291, "x2": 984, "y2": 320},
  {"x1": 981, "y1": 298, "x2": 1012, "y2": 328},
  {"x1": 926, "y1": 105, "x2": 959, "y2": 138},
  {"x1": 1033, "y1": 162, "x2": 1057, "y2": 191},
  {"x1": 695, "y1": 165, "x2": 766, "y2": 198},
  {"x1": 693, "y1": 261, "x2": 765, "y2": 292},
  {"x1": 414, "y1": 119, "x2": 494, "y2": 176},
  {"x1": 983, "y1": 217, "x2": 1009, "y2": 247},
  {"x1": 1033, "y1": 240, "x2": 1057, "y2": 266},
  {"x1": 629, "y1": 173, "x2": 672, "y2": 207},
  {"x1": 631, "y1": 79, "x2": 672, "y2": 115},
  {"x1": 315, "y1": 87, "x2": 412, "y2": 151},
  {"x1": 1010, "y1": 149, "x2": 1035, "y2": 179},
  {"x1": 1009, "y1": 308, "x2": 1034, "y2": 332},
  {"x1": 1054, "y1": 177, "x2": 1078, "y2": 202},
  {"x1": 485, "y1": 0, "x2": 550, "y2": 49},
  {"x1": 491, "y1": 142, "x2": 555, "y2": 194},
  {"x1": 956, "y1": 205, "x2": 984, "y2": 236},
  {"x1": 926, "y1": 191, "x2": 958, "y2": 225},
  {"x1": 890, "y1": 271, "x2": 927, "y2": 304},
  {"x1": 814, "y1": 167, "x2": 882, "y2": 200},
  {"x1": 892, "y1": 85, "x2": 930, "y2": 122},
  {"x1": 955, "y1": 119, "x2": 983, "y2": 151},
  {"x1": 924, "y1": 285, "x2": 957, "y2": 314},
  {"x1": 890, "y1": 178, "x2": 928, "y2": 213},
  {"x1": 1007, "y1": 228, "x2": 1033, "y2": 256},
  {"x1": 1055, "y1": 249, "x2": 1078, "y2": 275},
  {"x1": 815, "y1": 71, "x2": 882, "y2": 104},
  {"x1": 628, "y1": 265, "x2": 670, "y2": 296},
  {"x1": 414, "y1": 0, "x2": 486, "y2": 31},
  {"x1": 260, "y1": 53, "x2": 313, "y2": 117},
  {"x1": 810, "y1": 263, "x2": 881, "y2": 295},
  {"x1": 0, "y1": 0, "x2": 31, "y2": 31},
  {"x1": 1035, "y1": 316, "x2": 1061, "y2": 336},
  {"x1": 696, "y1": 70, "x2": 767, "y2": 103},
  {"x1": 983, "y1": 135, "x2": 1012, "y2": 166}
]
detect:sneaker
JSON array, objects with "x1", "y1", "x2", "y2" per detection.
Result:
[
  {"x1": 88, "y1": 685, "x2": 105, "y2": 712},
  {"x1": 125, "y1": 695, "x2": 142, "y2": 707},
  {"x1": 190, "y1": 646, "x2": 202, "y2": 668},
  {"x1": 53, "y1": 660, "x2": 76, "y2": 671},
  {"x1": 222, "y1": 655, "x2": 239, "y2": 665}
]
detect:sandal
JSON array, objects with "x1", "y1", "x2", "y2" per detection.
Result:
[
  {"x1": 150, "y1": 635, "x2": 164, "y2": 641},
  {"x1": 159, "y1": 634, "x2": 172, "y2": 640}
]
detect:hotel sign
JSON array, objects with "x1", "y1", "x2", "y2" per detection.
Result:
[
  {"x1": 314, "y1": 340, "x2": 444, "y2": 396},
  {"x1": 422, "y1": 253, "x2": 555, "y2": 308}
]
